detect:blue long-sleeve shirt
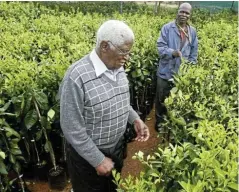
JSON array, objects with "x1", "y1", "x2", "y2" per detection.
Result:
[{"x1": 157, "y1": 21, "x2": 198, "y2": 80}]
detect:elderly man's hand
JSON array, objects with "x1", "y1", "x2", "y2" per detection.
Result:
[
  {"x1": 133, "y1": 118, "x2": 150, "y2": 142},
  {"x1": 172, "y1": 50, "x2": 182, "y2": 58},
  {"x1": 95, "y1": 157, "x2": 114, "y2": 176}
]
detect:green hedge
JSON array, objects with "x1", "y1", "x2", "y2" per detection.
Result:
[
  {"x1": 0, "y1": 2, "x2": 237, "y2": 191},
  {"x1": 114, "y1": 10, "x2": 238, "y2": 192}
]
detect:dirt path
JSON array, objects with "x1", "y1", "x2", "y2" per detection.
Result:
[
  {"x1": 121, "y1": 107, "x2": 160, "y2": 179},
  {"x1": 27, "y1": 108, "x2": 160, "y2": 191}
]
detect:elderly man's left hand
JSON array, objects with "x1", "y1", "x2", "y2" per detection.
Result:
[{"x1": 133, "y1": 118, "x2": 150, "y2": 142}]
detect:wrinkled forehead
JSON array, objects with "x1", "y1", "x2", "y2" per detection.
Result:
[{"x1": 178, "y1": 5, "x2": 191, "y2": 14}]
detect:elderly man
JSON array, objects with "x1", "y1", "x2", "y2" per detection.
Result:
[
  {"x1": 59, "y1": 20, "x2": 150, "y2": 192},
  {"x1": 155, "y1": 3, "x2": 198, "y2": 132}
]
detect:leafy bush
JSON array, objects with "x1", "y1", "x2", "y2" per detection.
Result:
[
  {"x1": 114, "y1": 8, "x2": 238, "y2": 192},
  {"x1": 0, "y1": 2, "x2": 237, "y2": 191}
]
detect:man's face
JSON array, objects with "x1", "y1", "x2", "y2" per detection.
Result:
[
  {"x1": 177, "y1": 7, "x2": 191, "y2": 24},
  {"x1": 105, "y1": 40, "x2": 133, "y2": 70}
]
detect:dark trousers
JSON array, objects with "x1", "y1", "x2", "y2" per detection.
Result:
[
  {"x1": 155, "y1": 77, "x2": 174, "y2": 129},
  {"x1": 66, "y1": 137, "x2": 125, "y2": 192}
]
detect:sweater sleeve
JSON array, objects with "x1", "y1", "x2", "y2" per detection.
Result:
[
  {"x1": 60, "y1": 77, "x2": 105, "y2": 168},
  {"x1": 127, "y1": 106, "x2": 140, "y2": 124}
]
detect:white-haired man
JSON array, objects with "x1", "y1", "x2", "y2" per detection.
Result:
[
  {"x1": 155, "y1": 3, "x2": 198, "y2": 132},
  {"x1": 59, "y1": 20, "x2": 150, "y2": 192}
]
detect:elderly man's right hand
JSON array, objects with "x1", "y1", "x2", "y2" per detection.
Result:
[{"x1": 95, "y1": 157, "x2": 114, "y2": 176}]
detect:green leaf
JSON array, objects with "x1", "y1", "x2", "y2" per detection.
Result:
[
  {"x1": 16, "y1": 156, "x2": 26, "y2": 162},
  {"x1": 174, "y1": 116, "x2": 186, "y2": 126},
  {"x1": 9, "y1": 153, "x2": 16, "y2": 164},
  {"x1": 0, "y1": 152, "x2": 6, "y2": 159},
  {"x1": 23, "y1": 97, "x2": 33, "y2": 116},
  {"x1": 137, "y1": 151, "x2": 144, "y2": 159},
  {"x1": 136, "y1": 69, "x2": 142, "y2": 77},
  {"x1": 214, "y1": 168, "x2": 225, "y2": 180},
  {"x1": 13, "y1": 162, "x2": 21, "y2": 174},
  {"x1": 137, "y1": 81, "x2": 142, "y2": 87},
  {"x1": 47, "y1": 109, "x2": 55, "y2": 121},
  {"x1": 24, "y1": 109, "x2": 38, "y2": 129},
  {"x1": 179, "y1": 181, "x2": 191, "y2": 191},
  {"x1": 170, "y1": 87, "x2": 178, "y2": 94},
  {"x1": 132, "y1": 71, "x2": 137, "y2": 78},
  {"x1": 150, "y1": 173, "x2": 159, "y2": 177},
  {"x1": 178, "y1": 90, "x2": 183, "y2": 98},
  {"x1": 10, "y1": 149, "x2": 22, "y2": 155},
  {"x1": 20, "y1": 96, "x2": 25, "y2": 113},
  {"x1": 34, "y1": 91, "x2": 48, "y2": 110},
  {"x1": 4, "y1": 127, "x2": 20, "y2": 138},
  {"x1": 11, "y1": 138, "x2": 20, "y2": 144},
  {"x1": 137, "y1": 61, "x2": 141, "y2": 68},
  {"x1": 142, "y1": 70, "x2": 149, "y2": 76},
  {"x1": 35, "y1": 130, "x2": 43, "y2": 141},
  {"x1": 228, "y1": 183, "x2": 238, "y2": 191},
  {"x1": 40, "y1": 116, "x2": 51, "y2": 130},
  {"x1": 0, "y1": 101, "x2": 11, "y2": 113},
  {"x1": 0, "y1": 161, "x2": 8, "y2": 174},
  {"x1": 10, "y1": 143, "x2": 19, "y2": 149}
]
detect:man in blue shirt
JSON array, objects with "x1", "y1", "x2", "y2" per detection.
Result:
[{"x1": 155, "y1": 3, "x2": 198, "y2": 132}]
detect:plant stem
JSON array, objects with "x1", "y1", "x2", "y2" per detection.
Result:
[
  {"x1": 22, "y1": 137, "x2": 30, "y2": 162},
  {"x1": 18, "y1": 174, "x2": 25, "y2": 192},
  {"x1": 33, "y1": 98, "x2": 56, "y2": 170},
  {"x1": 32, "y1": 139, "x2": 40, "y2": 164}
]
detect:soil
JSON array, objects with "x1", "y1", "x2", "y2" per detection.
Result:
[{"x1": 27, "y1": 107, "x2": 161, "y2": 192}]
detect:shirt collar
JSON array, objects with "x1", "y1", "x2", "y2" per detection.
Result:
[
  {"x1": 90, "y1": 49, "x2": 124, "y2": 77},
  {"x1": 90, "y1": 49, "x2": 108, "y2": 77},
  {"x1": 174, "y1": 20, "x2": 191, "y2": 44}
]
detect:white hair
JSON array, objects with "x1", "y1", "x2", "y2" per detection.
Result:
[{"x1": 96, "y1": 20, "x2": 135, "y2": 49}]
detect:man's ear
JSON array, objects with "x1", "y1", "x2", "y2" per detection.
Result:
[{"x1": 100, "y1": 41, "x2": 109, "y2": 52}]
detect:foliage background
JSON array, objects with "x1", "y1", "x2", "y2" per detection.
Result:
[{"x1": 0, "y1": 2, "x2": 238, "y2": 192}]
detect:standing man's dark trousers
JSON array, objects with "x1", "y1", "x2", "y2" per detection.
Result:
[
  {"x1": 155, "y1": 77, "x2": 174, "y2": 131},
  {"x1": 66, "y1": 137, "x2": 125, "y2": 192}
]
